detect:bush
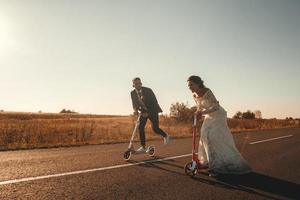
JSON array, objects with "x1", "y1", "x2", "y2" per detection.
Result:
[
  {"x1": 169, "y1": 102, "x2": 197, "y2": 122},
  {"x1": 233, "y1": 110, "x2": 256, "y2": 119},
  {"x1": 60, "y1": 109, "x2": 77, "y2": 114}
]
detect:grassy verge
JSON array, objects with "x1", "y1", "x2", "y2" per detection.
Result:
[{"x1": 0, "y1": 112, "x2": 299, "y2": 151}]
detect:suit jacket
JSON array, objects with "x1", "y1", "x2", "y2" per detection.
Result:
[{"x1": 130, "y1": 86, "x2": 163, "y2": 114}]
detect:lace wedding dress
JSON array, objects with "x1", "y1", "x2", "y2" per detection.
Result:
[{"x1": 194, "y1": 89, "x2": 251, "y2": 175}]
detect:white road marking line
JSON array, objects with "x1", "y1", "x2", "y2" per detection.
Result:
[
  {"x1": 0, "y1": 153, "x2": 192, "y2": 186},
  {"x1": 249, "y1": 135, "x2": 293, "y2": 145}
]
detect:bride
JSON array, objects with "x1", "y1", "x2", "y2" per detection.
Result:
[{"x1": 187, "y1": 75, "x2": 251, "y2": 177}]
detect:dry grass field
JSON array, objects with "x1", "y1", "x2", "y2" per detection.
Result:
[{"x1": 0, "y1": 112, "x2": 299, "y2": 151}]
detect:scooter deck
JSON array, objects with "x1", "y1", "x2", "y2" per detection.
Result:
[
  {"x1": 131, "y1": 149, "x2": 148, "y2": 155},
  {"x1": 129, "y1": 147, "x2": 154, "y2": 154}
]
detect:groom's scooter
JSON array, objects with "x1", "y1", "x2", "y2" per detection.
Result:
[
  {"x1": 184, "y1": 113, "x2": 203, "y2": 177},
  {"x1": 123, "y1": 112, "x2": 155, "y2": 161}
]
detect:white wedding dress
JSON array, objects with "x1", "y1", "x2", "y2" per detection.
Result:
[{"x1": 194, "y1": 89, "x2": 251, "y2": 175}]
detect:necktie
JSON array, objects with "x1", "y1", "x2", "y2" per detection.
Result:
[{"x1": 138, "y1": 90, "x2": 144, "y2": 101}]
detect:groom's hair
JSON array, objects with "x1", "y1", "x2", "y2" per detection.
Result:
[
  {"x1": 132, "y1": 77, "x2": 141, "y2": 82},
  {"x1": 187, "y1": 75, "x2": 205, "y2": 88}
]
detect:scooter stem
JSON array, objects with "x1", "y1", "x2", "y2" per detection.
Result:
[
  {"x1": 192, "y1": 113, "x2": 197, "y2": 155},
  {"x1": 128, "y1": 113, "x2": 141, "y2": 149}
]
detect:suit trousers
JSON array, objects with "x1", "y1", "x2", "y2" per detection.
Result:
[{"x1": 138, "y1": 112, "x2": 167, "y2": 146}]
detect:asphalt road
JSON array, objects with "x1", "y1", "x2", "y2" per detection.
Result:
[{"x1": 0, "y1": 127, "x2": 299, "y2": 200}]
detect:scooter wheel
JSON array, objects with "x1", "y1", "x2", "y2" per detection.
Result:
[
  {"x1": 123, "y1": 150, "x2": 132, "y2": 161},
  {"x1": 184, "y1": 161, "x2": 197, "y2": 177},
  {"x1": 147, "y1": 146, "x2": 155, "y2": 157}
]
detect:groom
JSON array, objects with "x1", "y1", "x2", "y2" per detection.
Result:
[{"x1": 130, "y1": 77, "x2": 170, "y2": 152}]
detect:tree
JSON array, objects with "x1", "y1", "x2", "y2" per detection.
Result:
[
  {"x1": 242, "y1": 110, "x2": 255, "y2": 119},
  {"x1": 233, "y1": 111, "x2": 242, "y2": 119},
  {"x1": 233, "y1": 110, "x2": 256, "y2": 119},
  {"x1": 169, "y1": 102, "x2": 196, "y2": 122},
  {"x1": 60, "y1": 109, "x2": 77, "y2": 114}
]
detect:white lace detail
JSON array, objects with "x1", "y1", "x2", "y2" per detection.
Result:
[{"x1": 194, "y1": 89, "x2": 220, "y2": 115}]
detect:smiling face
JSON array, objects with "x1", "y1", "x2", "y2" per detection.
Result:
[{"x1": 132, "y1": 79, "x2": 142, "y2": 90}]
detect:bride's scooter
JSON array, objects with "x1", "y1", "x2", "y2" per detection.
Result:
[
  {"x1": 123, "y1": 112, "x2": 155, "y2": 161},
  {"x1": 184, "y1": 113, "x2": 205, "y2": 177}
]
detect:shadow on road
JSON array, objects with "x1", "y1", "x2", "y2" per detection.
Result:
[
  {"x1": 127, "y1": 156, "x2": 184, "y2": 176},
  {"x1": 128, "y1": 157, "x2": 300, "y2": 200},
  {"x1": 213, "y1": 172, "x2": 300, "y2": 200}
]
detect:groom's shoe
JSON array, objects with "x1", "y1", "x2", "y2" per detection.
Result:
[{"x1": 163, "y1": 134, "x2": 171, "y2": 145}]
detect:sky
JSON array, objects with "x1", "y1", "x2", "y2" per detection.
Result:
[{"x1": 0, "y1": 0, "x2": 299, "y2": 119}]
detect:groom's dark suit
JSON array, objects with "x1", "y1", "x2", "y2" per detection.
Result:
[
  {"x1": 130, "y1": 86, "x2": 167, "y2": 146},
  {"x1": 131, "y1": 86, "x2": 162, "y2": 114}
]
